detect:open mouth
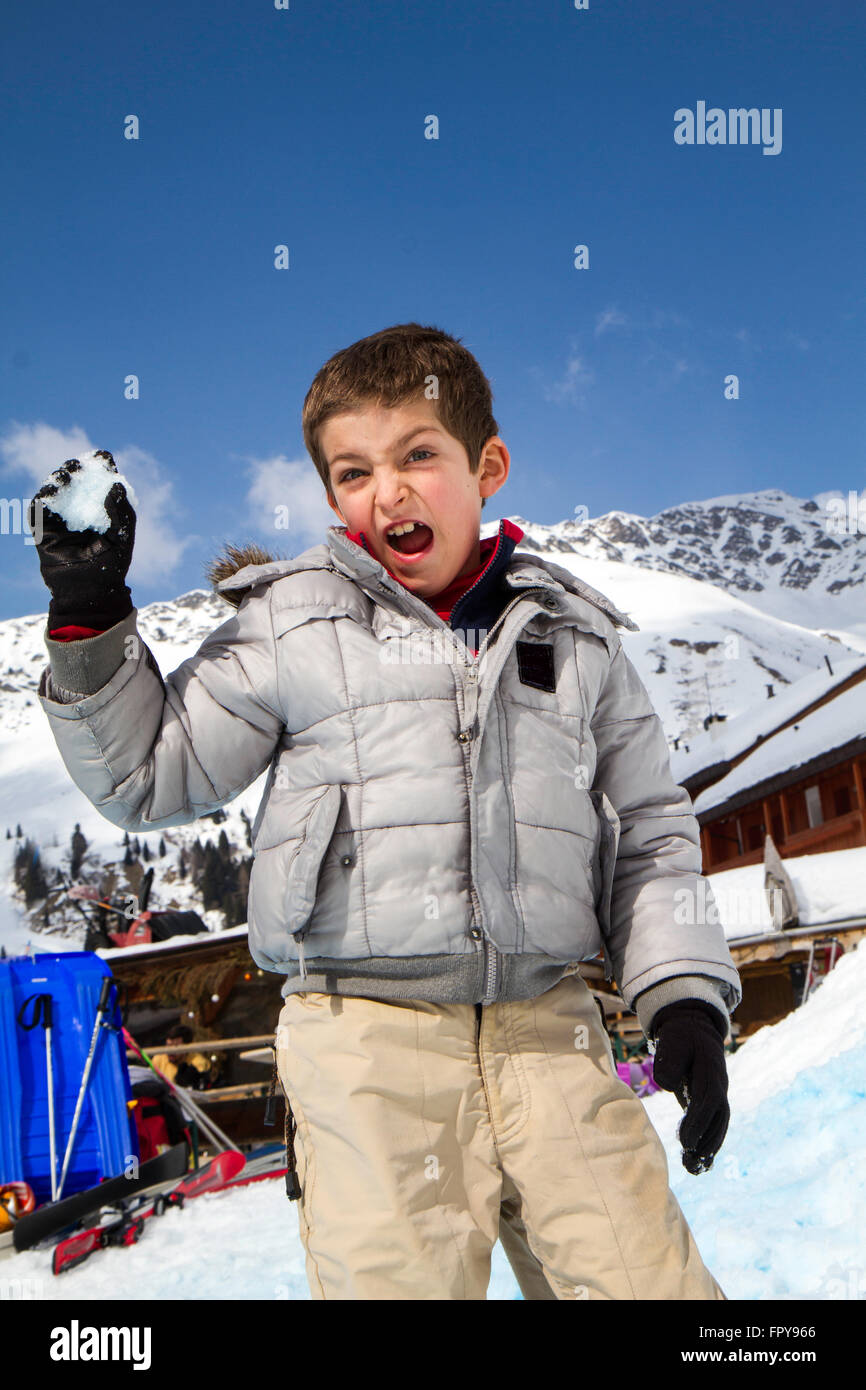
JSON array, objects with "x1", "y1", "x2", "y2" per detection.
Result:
[{"x1": 384, "y1": 521, "x2": 434, "y2": 560}]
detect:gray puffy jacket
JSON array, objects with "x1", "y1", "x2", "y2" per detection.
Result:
[{"x1": 37, "y1": 525, "x2": 741, "y2": 1040}]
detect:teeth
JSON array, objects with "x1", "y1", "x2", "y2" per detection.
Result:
[{"x1": 387, "y1": 521, "x2": 421, "y2": 536}]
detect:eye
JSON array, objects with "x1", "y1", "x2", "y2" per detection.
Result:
[{"x1": 337, "y1": 449, "x2": 432, "y2": 485}]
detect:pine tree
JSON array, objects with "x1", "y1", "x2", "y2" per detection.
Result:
[
  {"x1": 28, "y1": 853, "x2": 48, "y2": 904},
  {"x1": 15, "y1": 839, "x2": 49, "y2": 906},
  {"x1": 217, "y1": 828, "x2": 231, "y2": 861},
  {"x1": 131, "y1": 836, "x2": 141, "y2": 856},
  {"x1": 123, "y1": 830, "x2": 130, "y2": 847},
  {"x1": 142, "y1": 842, "x2": 151, "y2": 862},
  {"x1": 240, "y1": 810, "x2": 252, "y2": 848},
  {"x1": 189, "y1": 839, "x2": 205, "y2": 884},
  {"x1": 16, "y1": 824, "x2": 22, "y2": 838},
  {"x1": 159, "y1": 836, "x2": 166, "y2": 857},
  {"x1": 199, "y1": 844, "x2": 224, "y2": 911},
  {"x1": 5, "y1": 828, "x2": 10, "y2": 840}
]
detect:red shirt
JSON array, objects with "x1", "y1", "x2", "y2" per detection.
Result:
[
  {"x1": 49, "y1": 623, "x2": 106, "y2": 642},
  {"x1": 345, "y1": 528, "x2": 501, "y2": 623}
]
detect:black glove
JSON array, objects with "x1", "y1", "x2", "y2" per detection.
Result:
[
  {"x1": 650, "y1": 1000, "x2": 730, "y2": 1175},
  {"x1": 28, "y1": 451, "x2": 136, "y2": 631}
]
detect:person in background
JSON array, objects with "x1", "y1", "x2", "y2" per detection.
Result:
[
  {"x1": 125, "y1": 1048, "x2": 191, "y2": 1163},
  {"x1": 151, "y1": 1025, "x2": 212, "y2": 1090}
]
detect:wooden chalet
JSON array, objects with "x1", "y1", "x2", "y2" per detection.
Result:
[
  {"x1": 675, "y1": 656, "x2": 866, "y2": 873},
  {"x1": 101, "y1": 927, "x2": 286, "y2": 1145}
]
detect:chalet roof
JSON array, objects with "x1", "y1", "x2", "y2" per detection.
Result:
[
  {"x1": 692, "y1": 681, "x2": 866, "y2": 819},
  {"x1": 99, "y1": 924, "x2": 248, "y2": 963},
  {"x1": 670, "y1": 654, "x2": 866, "y2": 793}
]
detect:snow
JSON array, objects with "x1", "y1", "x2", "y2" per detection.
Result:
[
  {"x1": 693, "y1": 682, "x2": 866, "y2": 815},
  {"x1": 707, "y1": 845, "x2": 866, "y2": 939},
  {"x1": 37, "y1": 451, "x2": 138, "y2": 534},
  {"x1": 7, "y1": 933, "x2": 866, "y2": 1301},
  {"x1": 98, "y1": 924, "x2": 249, "y2": 961},
  {"x1": 512, "y1": 487, "x2": 866, "y2": 647},
  {"x1": 504, "y1": 535, "x2": 863, "y2": 744},
  {"x1": 670, "y1": 654, "x2": 866, "y2": 782}
]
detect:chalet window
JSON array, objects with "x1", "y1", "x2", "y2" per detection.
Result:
[
  {"x1": 708, "y1": 822, "x2": 740, "y2": 866},
  {"x1": 804, "y1": 784, "x2": 824, "y2": 827},
  {"x1": 833, "y1": 784, "x2": 852, "y2": 817},
  {"x1": 746, "y1": 823, "x2": 764, "y2": 851}
]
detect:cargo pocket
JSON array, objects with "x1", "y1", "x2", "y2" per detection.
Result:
[
  {"x1": 285, "y1": 783, "x2": 343, "y2": 979},
  {"x1": 589, "y1": 789, "x2": 621, "y2": 985}
]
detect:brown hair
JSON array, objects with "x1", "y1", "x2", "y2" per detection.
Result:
[{"x1": 302, "y1": 322, "x2": 499, "y2": 511}]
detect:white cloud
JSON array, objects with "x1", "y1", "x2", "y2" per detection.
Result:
[
  {"x1": 0, "y1": 422, "x2": 198, "y2": 584},
  {"x1": 595, "y1": 307, "x2": 628, "y2": 336},
  {"x1": 538, "y1": 354, "x2": 595, "y2": 405},
  {"x1": 238, "y1": 452, "x2": 337, "y2": 547}
]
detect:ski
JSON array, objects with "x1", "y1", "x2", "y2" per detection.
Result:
[
  {"x1": 52, "y1": 1149, "x2": 246, "y2": 1275},
  {"x1": 219, "y1": 1165, "x2": 287, "y2": 1193},
  {"x1": 12, "y1": 1142, "x2": 189, "y2": 1252}
]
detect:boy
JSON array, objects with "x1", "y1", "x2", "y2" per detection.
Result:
[{"x1": 32, "y1": 322, "x2": 740, "y2": 1300}]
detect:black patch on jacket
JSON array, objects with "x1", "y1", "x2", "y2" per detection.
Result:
[{"x1": 515, "y1": 641, "x2": 556, "y2": 692}]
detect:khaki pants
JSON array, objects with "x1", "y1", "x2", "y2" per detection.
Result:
[{"x1": 274, "y1": 970, "x2": 727, "y2": 1300}]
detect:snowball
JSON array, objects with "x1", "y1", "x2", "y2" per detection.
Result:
[{"x1": 38, "y1": 450, "x2": 139, "y2": 534}]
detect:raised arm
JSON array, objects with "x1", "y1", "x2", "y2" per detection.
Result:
[{"x1": 31, "y1": 453, "x2": 284, "y2": 831}]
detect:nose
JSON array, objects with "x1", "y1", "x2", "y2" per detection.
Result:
[{"x1": 373, "y1": 468, "x2": 410, "y2": 512}]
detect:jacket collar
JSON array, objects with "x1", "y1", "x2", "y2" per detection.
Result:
[
  {"x1": 326, "y1": 522, "x2": 638, "y2": 633},
  {"x1": 337, "y1": 517, "x2": 524, "y2": 618},
  {"x1": 214, "y1": 521, "x2": 639, "y2": 633}
]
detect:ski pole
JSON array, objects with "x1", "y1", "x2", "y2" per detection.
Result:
[
  {"x1": 122, "y1": 1028, "x2": 239, "y2": 1154},
  {"x1": 56, "y1": 975, "x2": 115, "y2": 1201},
  {"x1": 16, "y1": 994, "x2": 59, "y2": 1200}
]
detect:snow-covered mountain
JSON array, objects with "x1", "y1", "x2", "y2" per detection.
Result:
[
  {"x1": 2, "y1": 493, "x2": 864, "y2": 957},
  {"x1": 515, "y1": 488, "x2": 866, "y2": 646}
]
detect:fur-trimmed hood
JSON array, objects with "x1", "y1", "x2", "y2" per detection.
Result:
[{"x1": 205, "y1": 542, "x2": 284, "y2": 609}]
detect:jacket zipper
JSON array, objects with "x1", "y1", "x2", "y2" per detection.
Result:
[
  {"x1": 455, "y1": 695, "x2": 491, "y2": 999},
  {"x1": 464, "y1": 586, "x2": 552, "y2": 1005},
  {"x1": 373, "y1": 579, "x2": 552, "y2": 1008}
]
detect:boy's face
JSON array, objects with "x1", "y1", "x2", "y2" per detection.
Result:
[{"x1": 322, "y1": 398, "x2": 509, "y2": 597}]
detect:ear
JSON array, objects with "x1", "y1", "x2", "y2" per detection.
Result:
[{"x1": 327, "y1": 492, "x2": 346, "y2": 523}]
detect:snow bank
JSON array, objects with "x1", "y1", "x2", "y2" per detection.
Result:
[{"x1": 642, "y1": 933, "x2": 866, "y2": 1300}]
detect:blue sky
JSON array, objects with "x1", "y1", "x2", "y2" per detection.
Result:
[{"x1": 1, "y1": 0, "x2": 863, "y2": 621}]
